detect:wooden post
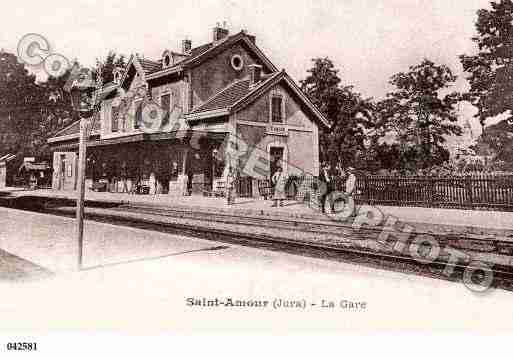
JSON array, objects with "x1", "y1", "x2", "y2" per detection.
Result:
[
  {"x1": 465, "y1": 175, "x2": 473, "y2": 209},
  {"x1": 182, "y1": 147, "x2": 189, "y2": 176},
  {"x1": 429, "y1": 177, "x2": 435, "y2": 207},
  {"x1": 363, "y1": 175, "x2": 369, "y2": 203}
]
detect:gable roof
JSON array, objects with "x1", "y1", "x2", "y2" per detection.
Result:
[
  {"x1": 188, "y1": 42, "x2": 213, "y2": 59},
  {"x1": 186, "y1": 71, "x2": 330, "y2": 129},
  {"x1": 146, "y1": 31, "x2": 277, "y2": 79},
  {"x1": 118, "y1": 55, "x2": 149, "y2": 90},
  {"x1": 96, "y1": 30, "x2": 277, "y2": 89}
]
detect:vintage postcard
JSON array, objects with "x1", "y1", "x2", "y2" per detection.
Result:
[{"x1": 0, "y1": 0, "x2": 512, "y2": 357}]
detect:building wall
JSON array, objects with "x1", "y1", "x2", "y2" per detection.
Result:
[
  {"x1": 287, "y1": 130, "x2": 316, "y2": 175},
  {"x1": 52, "y1": 151, "x2": 77, "y2": 191},
  {"x1": 236, "y1": 84, "x2": 311, "y2": 128},
  {"x1": 233, "y1": 83, "x2": 319, "y2": 179},
  {"x1": 190, "y1": 43, "x2": 261, "y2": 110},
  {"x1": 101, "y1": 74, "x2": 187, "y2": 137},
  {"x1": 151, "y1": 80, "x2": 185, "y2": 128}
]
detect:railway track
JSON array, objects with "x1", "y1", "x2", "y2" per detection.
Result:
[
  {"x1": 40, "y1": 202, "x2": 513, "y2": 292},
  {"x1": 119, "y1": 203, "x2": 513, "y2": 253},
  {"x1": 118, "y1": 203, "x2": 378, "y2": 238}
]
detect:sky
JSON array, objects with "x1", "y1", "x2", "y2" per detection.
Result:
[{"x1": 0, "y1": 0, "x2": 499, "y2": 136}]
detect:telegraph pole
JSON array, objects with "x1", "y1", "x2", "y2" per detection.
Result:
[
  {"x1": 76, "y1": 117, "x2": 90, "y2": 269},
  {"x1": 67, "y1": 64, "x2": 102, "y2": 270}
]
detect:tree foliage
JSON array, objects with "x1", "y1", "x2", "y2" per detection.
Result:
[
  {"x1": 472, "y1": 119, "x2": 513, "y2": 170},
  {"x1": 460, "y1": 0, "x2": 513, "y2": 126},
  {"x1": 300, "y1": 58, "x2": 375, "y2": 167},
  {"x1": 0, "y1": 49, "x2": 127, "y2": 161},
  {"x1": 372, "y1": 59, "x2": 462, "y2": 170},
  {"x1": 0, "y1": 50, "x2": 45, "y2": 158},
  {"x1": 94, "y1": 50, "x2": 126, "y2": 84}
]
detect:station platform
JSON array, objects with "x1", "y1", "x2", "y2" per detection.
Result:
[
  {"x1": 2, "y1": 188, "x2": 513, "y2": 237},
  {"x1": 1, "y1": 206, "x2": 512, "y2": 331}
]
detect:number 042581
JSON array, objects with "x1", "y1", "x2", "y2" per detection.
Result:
[{"x1": 6, "y1": 342, "x2": 37, "y2": 351}]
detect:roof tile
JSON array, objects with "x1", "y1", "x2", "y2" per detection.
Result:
[
  {"x1": 53, "y1": 115, "x2": 101, "y2": 137},
  {"x1": 190, "y1": 72, "x2": 281, "y2": 116},
  {"x1": 190, "y1": 79, "x2": 251, "y2": 114},
  {"x1": 139, "y1": 58, "x2": 162, "y2": 74}
]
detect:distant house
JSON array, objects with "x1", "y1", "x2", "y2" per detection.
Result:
[
  {"x1": 47, "y1": 24, "x2": 329, "y2": 195},
  {"x1": 18, "y1": 159, "x2": 52, "y2": 189},
  {"x1": 0, "y1": 153, "x2": 16, "y2": 188}
]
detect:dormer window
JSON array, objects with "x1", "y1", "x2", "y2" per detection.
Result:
[
  {"x1": 270, "y1": 94, "x2": 284, "y2": 123},
  {"x1": 113, "y1": 67, "x2": 124, "y2": 84},
  {"x1": 162, "y1": 50, "x2": 172, "y2": 69}
]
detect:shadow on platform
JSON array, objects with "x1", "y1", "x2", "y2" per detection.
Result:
[
  {"x1": 0, "y1": 249, "x2": 54, "y2": 283},
  {"x1": 82, "y1": 245, "x2": 230, "y2": 271}
]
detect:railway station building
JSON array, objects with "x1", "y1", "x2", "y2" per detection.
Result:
[{"x1": 47, "y1": 24, "x2": 329, "y2": 197}]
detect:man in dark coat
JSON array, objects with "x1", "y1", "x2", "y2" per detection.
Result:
[{"x1": 318, "y1": 163, "x2": 333, "y2": 213}]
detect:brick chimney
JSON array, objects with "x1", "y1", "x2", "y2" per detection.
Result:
[
  {"x1": 213, "y1": 22, "x2": 229, "y2": 43},
  {"x1": 182, "y1": 39, "x2": 192, "y2": 54},
  {"x1": 249, "y1": 64, "x2": 263, "y2": 86}
]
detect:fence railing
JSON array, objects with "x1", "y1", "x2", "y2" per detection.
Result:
[
  {"x1": 236, "y1": 176, "x2": 253, "y2": 198},
  {"x1": 354, "y1": 174, "x2": 513, "y2": 211},
  {"x1": 232, "y1": 173, "x2": 513, "y2": 211}
]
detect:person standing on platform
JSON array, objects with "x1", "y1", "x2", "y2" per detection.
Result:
[
  {"x1": 318, "y1": 163, "x2": 332, "y2": 213},
  {"x1": 345, "y1": 166, "x2": 356, "y2": 199},
  {"x1": 120, "y1": 161, "x2": 129, "y2": 193},
  {"x1": 226, "y1": 165, "x2": 236, "y2": 205},
  {"x1": 271, "y1": 166, "x2": 287, "y2": 207}
]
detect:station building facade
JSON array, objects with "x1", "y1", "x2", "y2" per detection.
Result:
[{"x1": 47, "y1": 25, "x2": 329, "y2": 196}]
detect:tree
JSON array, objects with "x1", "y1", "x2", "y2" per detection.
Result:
[
  {"x1": 373, "y1": 59, "x2": 462, "y2": 170},
  {"x1": 472, "y1": 119, "x2": 513, "y2": 170},
  {"x1": 300, "y1": 58, "x2": 375, "y2": 167},
  {"x1": 33, "y1": 67, "x2": 76, "y2": 156},
  {"x1": 94, "y1": 50, "x2": 126, "y2": 84},
  {"x1": 0, "y1": 50, "x2": 45, "y2": 158},
  {"x1": 460, "y1": 0, "x2": 513, "y2": 126}
]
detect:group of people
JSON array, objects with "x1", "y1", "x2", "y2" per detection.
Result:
[
  {"x1": 225, "y1": 162, "x2": 356, "y2": 211},
  {"x1": 223, "y1": 162, "x2": 357, "y2": 213},
  {"x1": 270, "y1": 163, "x2": 356, "y2": 211},
  {"x1": 319, "y1": 163, "x2": 356, "y2": 213}
]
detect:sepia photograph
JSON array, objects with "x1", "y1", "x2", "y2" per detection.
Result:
[{"x1": 1, "y1": 0, "x2": 513, "y2": 356}]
